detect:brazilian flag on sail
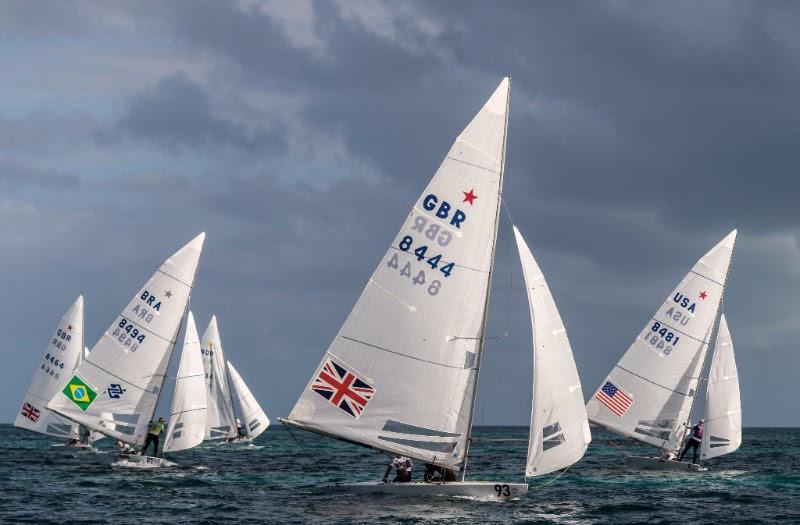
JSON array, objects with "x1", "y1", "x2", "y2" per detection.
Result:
[{"x1": 63, "y1": 375, "x2": 97, "y2": 411}]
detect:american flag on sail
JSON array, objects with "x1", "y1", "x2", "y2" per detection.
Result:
[
  {"x1": 311, "y1": 358, "x2": 375, "y2": 419},
  {"x1": 21, "y1": 402, "x2": 41, "y2": 422},
  {"x1": 595, "y1": 381, "x2": 633, "y2": 417}
]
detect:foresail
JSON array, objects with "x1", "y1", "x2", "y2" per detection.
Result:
[
  {"x1": 15, "y1": 295, "x2": 84, "y2": 439},
  {"x1": 586, "y1": 230, "x2": 737, "y2": 452},
  {"x1": 164, "y1": 311, "x2": 207, "y2": 453},
  {"x1": 701, "y1": 314, "x2": 741, "y2": 459},
  {"x1": 46, "y1": 233, "x2": 205, "y2": 446},
  {"x1": 227, "y1": 361, "x2": 270, "y2": 440},
  {"x1": 514, "y1": 228, "x2": 591, "y2": 477},
  {"x1": 285, "y1": 77, "x2": 510, "y2": 468},
  {"x1": 201, "y1": 316, "x2": 238, "y2": 440}
]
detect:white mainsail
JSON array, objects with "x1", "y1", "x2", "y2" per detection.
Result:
[
  {"x1": 701, "y1": 314, "x2": 741, "y2": 459},
  {"x1": 163, "y1": 311, "x2": 207, "y2": 453},
  {"x1": 47, "y1": 233, "x2": 205, "y2": 446},
  {"x1": 586, "y1": 230, "x2": 737, "y2": 453},
  {"x1": 201, "y1": 315, "x2": 238, "y2": 440},
  {"x1": 14, "y1": 295, "x2": 84, "y2": 439},
  {"x1": 514, "y1": 227, "x2": 591, "y2": 477},
  {"x1": 227, "y1": 361, "x2": 270, "y2": 440},
  {"x1": 284, "y1": 78, "x2": 510, "y2": 468}
]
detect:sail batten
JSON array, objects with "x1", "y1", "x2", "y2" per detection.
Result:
[
  {"x1": 285, "y1": 78, "x2": 511, "y2": 467},
  {"x1": 46, "y1": 233, "x2": 205, "y2": 446},
  {"x1": 586, "y1": 230, "x2": 737, "y2": 452}
]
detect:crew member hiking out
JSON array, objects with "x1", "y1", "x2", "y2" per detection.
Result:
[
  {"x1": 678, "y1": 419, "x2": 704, "y2": 464},
  {"x1": 141, "y1": 417, "x2": 165, "y2": 457},
  {"x1": 383, "y1": 455, "x2": 412, "y2": 483}
]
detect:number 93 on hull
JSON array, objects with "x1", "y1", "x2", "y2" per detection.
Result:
[{"x1": 330, "y1": 481, "x2": 529, "y2": 501}]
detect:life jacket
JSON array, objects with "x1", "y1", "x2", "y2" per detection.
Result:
[{"x1": 148, "y1": 421, "x2": 164, "y2": 435}]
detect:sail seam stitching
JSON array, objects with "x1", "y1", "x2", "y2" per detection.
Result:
[
  {"x1": 338, "y1": 336, "x2": 467, "y2": 370},
  {"x1": 614, "y1": 364, "x2": 691, "y2": 397},
  {"x1": 647, "y1": 317, "x2": 709, "y2": 345},
  {"x1": 688, "y1": 270, "x2": 724, "y2": 287},
  {"x1": 444, "y1": 155, "x2": 498, "y2": 174}
]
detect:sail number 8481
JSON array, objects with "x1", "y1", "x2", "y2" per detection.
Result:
[{"x1": 645, "y1": 321, "x2": 681, "y2": 356}]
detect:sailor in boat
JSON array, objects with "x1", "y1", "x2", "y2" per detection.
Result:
[
  {"x1": 423, "y1": 464, "x2": 457, "y2": 482},
  {"x1": 236, "y1": 418, "x2": 246, "y2": 439},
  {"x1": 382, "y1": 455, "x2": 413, "y2": 483},
  {"x1": 140, "y1": 417, "x2": 165, "y2": 457},
  {"x1": 117, "y1": 440, "x2": 136, "y2": 457},
  {"x1": 677, "y1": 419, "x2": 705, "y2": 463}
]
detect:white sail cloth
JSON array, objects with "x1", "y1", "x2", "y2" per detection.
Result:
[
  {"x1": 163, "y1": 311, "x2": 207, "y2": 453},
  {"x1": 227, "y1": 361, "x2": 270, "y2": 440},
  {"x1": 285, "y1": 78, "x2": 510, "y2": 468},
  {"x1": 201, "y1": 316, "x2": 237, "y2": 440},
  {"x1": 514, "y1": 227, "x2": 591, "y2": 477},
  {"x1": 701, "y1": 314, "x2": 742, "y2": 459},
  {"x1": 14, "y1": 295, "x2": 84, "y2": 439},
  {"x1": 47, "y1": 233, "x2": 205, "y2": 446},
  {"x1": 586, "y1": 230, "x2": 737, "y2": 453}
]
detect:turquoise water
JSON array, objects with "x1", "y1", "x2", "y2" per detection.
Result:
[{"x1": 1, "y1": 425, "x2": 797, "y2": 524}]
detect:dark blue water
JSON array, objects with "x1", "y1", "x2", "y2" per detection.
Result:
[{"x1": 1, "y1": 425, "x2": 797, "y2": 524}]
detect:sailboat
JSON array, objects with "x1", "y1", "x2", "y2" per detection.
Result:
[
  {"x1": 201, "y1": 316, "x2": 269, "y2": 443},
  {"x1": 14, "y1": 295, "x2": 91, "y2": 447},
  {"x1": 700, "y1": 314, "x2": 742, "y2": 461},
  {"x1": 46, "y1": 233, "x2": 205, "y2": 468},
  {"x1": 227, "y1": 361, "x2": 270, "y2": 442},
  {"x1": 585, "y1": 230, "x2": 737, "y2": 471},
  {"x1": 280, "y1": 77, "x2": 591, "y2": 500}
]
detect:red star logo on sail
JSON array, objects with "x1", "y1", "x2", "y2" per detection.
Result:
[
  {"x1": 699, "y1": 291, "x2": 708, "y2": 300},
  {"x1": 462, "y1": 189, "x2": 478, "y2": 205},
  {"x1": 67, "y1": 325, "x2": 72, "y2": 331}
]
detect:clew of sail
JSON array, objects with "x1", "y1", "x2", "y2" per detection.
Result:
[
  {"x1": 163, "y1": 311, "x2": 207, "y2": 453},
  {"x1": 227, "y1": 361, "x2": 270, "y2": 440},
  {"x1": 586, "y1": 230, "x2": 737, "y2": 452},
  {"x1": 46, "y1": 233, "x2": 205, "y2": 446},
  {"x1": 701, "y1": 314, "x2": 741, "y2": 459},
  {"x1": 14, "y1": 295, "x2": 85, "y2": 439},
  {"x1": 201, "y1": 316, "x2": 238, "y2": 440},
  {"x1": 283, "y1": 78, "x2": 510, "y2": 468},
  {"x1": 514, "y1": 227, "x2": 592, "y2": 478}
]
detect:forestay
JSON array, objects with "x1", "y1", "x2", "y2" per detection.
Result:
[
  {"x1": 514, "y1": 227, "x2": 591, "y2": 477},
  {"x1": 201, "y1": 316, "x2": 237, "y2": 440},
  {"x1": 14, "y1": 295, "x2": 84, "y2": 439},
  {"x1": 701, "y1": 314, "x2": 741, "y2": 460},
  {"x1": 586, "y1": 230, "x2": 737, "y2": 453},
  {"x1": 163, "y1": 311, "x2": 207, "y2": 453},
  {"x1": 47, "y1": 233, "x2": 205, "y2": 446},
  {"x1": 285, "y1": 78, "x2": 510, "y2": 468},
  {"x1": 228, "y1": 361, "x2": 270, "y2": 440}
]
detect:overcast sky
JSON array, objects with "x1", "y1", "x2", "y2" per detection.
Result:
[{"x1": 2, "y1": 1, "x2": 798, "y2": 427}]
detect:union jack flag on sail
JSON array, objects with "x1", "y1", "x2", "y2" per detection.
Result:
[
  {"x1": 21, "y1": 402, "x2": 41, "y2": 422},
  {"x1": 595, "y1": 381, "x2": 633, "y2": 417},
  {"x1": 311, "y1": 358, "x2": 375, "y2": 418}
]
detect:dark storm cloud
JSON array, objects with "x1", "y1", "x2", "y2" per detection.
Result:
[
  {"x1": 114, "y1": 73, "x2": 288, "y2": 153},
  {"x1": 1, "y1": 1, "x2": 798, "y2": 426},
  {"x1": 0, "y1": 159, "x2": 80, "y2": 190}
]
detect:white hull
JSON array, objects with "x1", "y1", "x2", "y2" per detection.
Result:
[
  {"x1": 625, "y1": 456, "x2": 707, "y2": 472},
  {"x1": 52, "y1": 442, "x2": 93, "y2": 450},
  {"x1": 331, "y1": 481, "x2": 528, "y2": 500},
  {"x1": 112, "y1": 454, "x2": 177, "y2": 469}
]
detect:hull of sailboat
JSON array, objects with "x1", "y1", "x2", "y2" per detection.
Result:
[
  {"x1": 625, "y1": 456, "x2": 707, "y2": 472},
  {"x1": 111, "y1": 455, "x2": 177, "y2": 469},
  {"x1": 330, "y1": 481, "x2": 528, "y2": 500},
  {"x1": 51, "y1": 442, "x2": 93, "y2": 450}
]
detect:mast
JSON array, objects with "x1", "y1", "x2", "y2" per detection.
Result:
[
  {"x1": 461, "y1": 76, "x2": 511, "y2": 480},
  {"x1": 678, "y1": 231, "x2": 737, "y2": 452}
]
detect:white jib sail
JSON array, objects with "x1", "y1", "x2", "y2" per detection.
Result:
[
  {"x1": 14, "y1": 295, "x2": 84, "y2": 439},
  {"x1": 701, "y1": 314, "x2": 742, "y2": 459},
  {"x1": 46, "y1": 233, "x2": 205, "y2": 446},
  {"x1": 285, "y1": 77, "x2": 510, "y2": 468},
  {"x1": 586, "y1": 230, "x2": 737, "y2": 453},
  {"x1": 227, "y1": 361, "x2": 270, "y2": 440},
  {"x1": 514, "y1": 227, "x2": 592, "y2": 478},
  {"x1": 163, "y1": 311, "x2": 207, "y2": 453},
  {"x1": 201, "y1": 316, "x2": 238, "y2": 440}
]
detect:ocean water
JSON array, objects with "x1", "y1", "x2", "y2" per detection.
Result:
[{"x1": 1, "y1": 425, "x2": 797, "y2": 524}]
